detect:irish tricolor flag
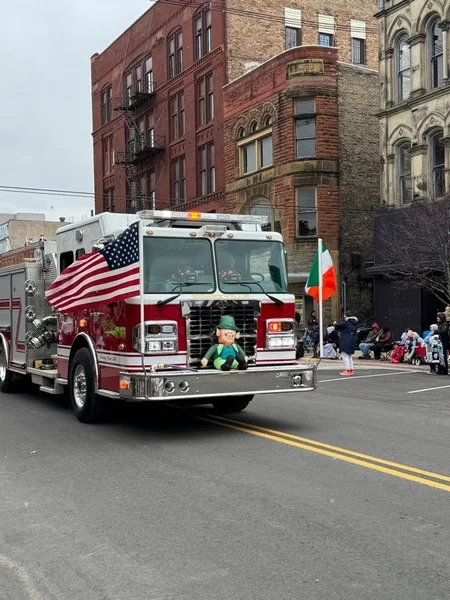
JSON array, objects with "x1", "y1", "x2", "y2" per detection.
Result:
[{"x1": 305, "y1": 241, "x2": 337, "y2": 302}]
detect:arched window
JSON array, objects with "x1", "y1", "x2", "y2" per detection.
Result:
[
  {"x1": 249, "y1": 199, "x2": 281, "y2": 233},
  {"x1": 263, "y1": 115, "x2": 273, "y2": 127},
  {"x1": 249, "y1": 121, "x2": 258, "y2": 133},
  {"x1": 237, "y1": 127, "x2": 245, "y2": 139},
  {"x1": 396, "y1": 141, "x2": 412, "y2": 204},
  {"x1": 168, "y1": 29, "x2": 183, "y2": 78},
  {"x1": 194, "y1": 5, "x2": 212, "y2": 60},
  {"x1": 429, "y1": 130, "x2": 445, "y2": 197},
  {"x1": 429, "y1": 18, "x2": 443, "y2": 88},
  {"x1": 397, "y1": 36, "x2": 410, "y2": 101}
]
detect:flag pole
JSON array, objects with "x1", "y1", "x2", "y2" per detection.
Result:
[{"x1": 318, "y1": 237, "x2": 324, "y2": 358}]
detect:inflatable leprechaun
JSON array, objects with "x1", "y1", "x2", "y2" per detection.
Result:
[{"x1": 201, "y1": 315, "x2": 249, "y2": 371}]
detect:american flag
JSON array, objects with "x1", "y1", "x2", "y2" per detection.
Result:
[{"x1": 46, "y1": 221, "x2": 140, "y2": 312}]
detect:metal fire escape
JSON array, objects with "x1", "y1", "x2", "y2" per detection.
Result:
[{"x1": 115, "y1": 82, "x2": 164, "y2": 213}]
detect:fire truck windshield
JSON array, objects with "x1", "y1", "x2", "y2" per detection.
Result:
[
  {"x1": 143, "y1": 237, "x2": 215, "y2": 293},
  {"x1": 216, "y1": 239, "x2": 288, "y2": 294}
]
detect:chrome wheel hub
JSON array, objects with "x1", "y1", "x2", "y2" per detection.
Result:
[
  {"x1": 73, "y1": 365, "x2": 87, "y2": 409},
  {"x1": 0, "y1": 348, "x2": 6, "y2": 383}
]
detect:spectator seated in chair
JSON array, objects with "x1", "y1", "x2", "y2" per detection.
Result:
[
  {"x1": 358, "y1": 322, "x2": 381, "y2": 359},
  {"x1": 372, "y1": 327, "x2": 394, "y2": 360}
]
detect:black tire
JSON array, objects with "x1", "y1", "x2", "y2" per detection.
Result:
[
  {"x1": 0, "y1": 338, "x2": 15, "y2": 393},
  {"x1": 69, "y1": 348, "x2": 104, "y2": 423},
  {"x1": 212, "y1": 396, "x2": 253, "y2": 414}
]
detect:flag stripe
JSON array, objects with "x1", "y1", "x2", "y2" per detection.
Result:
[
  {"x1": 45, "y1": 221, "x2": 140, "y2": 312},
  {"x1": 305, "y1": 242, "x2": 337, "y2": 302},
  {"x1": 56, "y1": 274, "x2": 141, "y2": 312},
  {"x1": 45, "y1": 254, "x2": 105, "y2": 299}
]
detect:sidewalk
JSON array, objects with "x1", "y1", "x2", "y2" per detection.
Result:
[{"x1": 299, "y1": 351, "x2": 428, "y2": 372}]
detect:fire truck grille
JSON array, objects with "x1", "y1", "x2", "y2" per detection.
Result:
[{"x1": 185, "y1": 300, "x2": 260, "y2": 365}]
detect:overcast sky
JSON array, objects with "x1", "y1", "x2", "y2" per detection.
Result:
[{"x1": 0, "y1": 0, "x2": 151, "y2": 222}]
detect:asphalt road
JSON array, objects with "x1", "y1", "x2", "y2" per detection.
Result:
[{"x1": 1, "y1": 365, "x2": 450, "y2": 600}]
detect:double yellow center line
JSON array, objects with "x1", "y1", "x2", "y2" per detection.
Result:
[{"x1": 199, "y1": 414, "x2": 450, "y2": 493}]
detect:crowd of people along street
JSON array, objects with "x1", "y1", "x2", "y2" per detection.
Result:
[{"x1": 296, "y1": 308, "x2": 450, "y2": 377}]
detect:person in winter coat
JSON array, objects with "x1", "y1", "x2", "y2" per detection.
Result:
[
  {"x1": 311, "y1": 324, "x2": 320, "y2": 358},
  {"x1": 436, "y1": 312, "x2": 449, "y2": 374},
  {"x1": 333, "y1": 316, "x2": 358, "y2": 376},
  {"x1": 358, "y1": 322, "x2": 381, "y2": 359},
  {"x1": 307, "y1": 311, "x2": 318, "y2": 333},
  {"x1": 372, "y1": 327, "x2": 394, "y2": 359}
]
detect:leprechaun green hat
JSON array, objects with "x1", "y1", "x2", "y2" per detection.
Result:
[{"x1": 217, "y1": 314, "x2": 240, "y2": 332}]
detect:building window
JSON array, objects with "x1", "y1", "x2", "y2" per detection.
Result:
[
  {"x1": 170, "y1": 92, "x2": 185, "y2": 140},
  {"x1": 296, "y1": 188, "x2": 317, "y2": 237},
  {"x1": 103, "y1": 188, "x2": 115, "y2": 212},
  {"x1": 318, "y1": 14, "x2": 335, "y2": 46},
  {"x1": 144, "y1": 56, "x2": 154, "y2": 93},
  {"x1": 198, "y1": 143, "x2": 215, "y2": 196},
  {"x1": 350, "y1": 20, "x2": 366, "y2": 65},
  {"x1": 249, "y1": 199, "x2": 281, "y2": 233},
  {"x1": 430, "y1": 130, "x2": 445, "y2": 197},
  {"x1": 397, "y1": 36, "x2": 411, "y2": 101},
  {"x1": 319, "y1": 33, "x2": 333, "y2": 46},
  {"x1": 146, "y1": 112, "x2": 155, "y2": 148},
  {"x1": 285, "y1": 27, "x2": 301, "y2": 49},
  {"x1": 397, "y1": 142, "x2": 412, "y2": 204},
  {"x1": 351, "y1": 38, "x2": 366, "y2": 64},
  {"x1": 240, "y1": 135, "x2": 273, "y2": 174},
  {"x1": 284, "y1": 8, "x2": 302, "y2": 49},
  {"x1": 103, "y1": 136, "x2": 114, "y2": 175},
  {"x1": 195, "y1": 6, "x2": 212, "y2": 61},
  {"x1": 429, "y1": 18, "x2": 444, "y2": 88},
  {"x1": 197, "y1": 74, "x2": 213, "y2": 127},
  {"x1": 168, "y1": 29, "x2": 183, "y2": 78},
  {"x1": 172, "y1": 156, "x2": 186, "y2": 205},
  {"x1": 295, "y1": 99, "x2": 316, "y2": 158},
  {"x1": 140, "y1": 171, "x2": 156, "y2": 209},
  {"x1": 101, "y1": 86, "x2": 113, "y2": 124}
]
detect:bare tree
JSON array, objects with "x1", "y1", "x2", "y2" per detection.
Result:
[{"x1": 375, "y1": 196, "x2": 450, "y2": 306}]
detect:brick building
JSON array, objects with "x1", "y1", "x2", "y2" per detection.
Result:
[
  {"x1": 221, "y1": 47, "x2": 379, "y2": 323},
  {"x1": 91, "y1": 0, "x2": 379, "y2": 217}
]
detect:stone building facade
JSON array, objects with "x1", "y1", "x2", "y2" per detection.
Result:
[
  {"x1": 91, "y1": 0, "x2": 379, "y2": 216},
  {"x1": 372, "y1": 0, "x2": 450, "y2": 333},
  {"x1": 220, "y1": 47, "x2": 378, "y2": 324},
  {"x1": 225, "y1": 0, "x2": 379, "y2": 80}
]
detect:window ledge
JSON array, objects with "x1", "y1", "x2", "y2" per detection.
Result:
[
  {"x1": 294, "y1": 236, "x2": 318, "y2": 241},
  {"x1": 238, "y1": 165, "x2": 274, "y2": 179},
  {"x1": 169, "y1": 136, "x2": 186, "y2": 146},
  {"x1": 196, "y1": 122, "x2": 214, "y2": 134}
]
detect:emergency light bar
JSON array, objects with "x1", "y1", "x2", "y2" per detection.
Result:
[{"x1": 137, "y1": 209, "x2": 269, "y2": 225}]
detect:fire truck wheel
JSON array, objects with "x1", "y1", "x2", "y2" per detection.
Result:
[
  {"x1": 0, "y1": 340, "x2": 15, "y2": 393},
  {"x1": 212, "y1": 396, "x2": 253, "y2": 414},
  {"x1": 69, "y1": 348, "x2": 104, "y2": 423}
]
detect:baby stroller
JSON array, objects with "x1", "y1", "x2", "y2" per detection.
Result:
[{"x1": 407, "y1": 341, "x2": 427, "y2": 366}]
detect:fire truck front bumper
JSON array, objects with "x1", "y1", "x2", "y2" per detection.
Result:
[{"x1": 118, "y1": 364, "x2": 316, "y2": 402}]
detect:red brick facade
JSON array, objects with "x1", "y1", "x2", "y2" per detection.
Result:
[
  {"x1": 91, "y1": 2, "x2": 227, "y2": 214},
  {"x1": 221, "y1": 47, "x2": 340, "y2": 319}
]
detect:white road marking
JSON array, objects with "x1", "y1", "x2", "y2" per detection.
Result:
[
  {"x1": 320, "y1": 371, "x2": 411, "y2": 383},
  {"x1": 407, "y1": 384, "x2": 450, "y2": 394},
  {"x1": 0, "y1": 553, "x2": 46, "y2": 600}
]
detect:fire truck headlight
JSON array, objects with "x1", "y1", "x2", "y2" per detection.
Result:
[{"x1": 161, "y1": 324, "x2": 175, "y2": 334}]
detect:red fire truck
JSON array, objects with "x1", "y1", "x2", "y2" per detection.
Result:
[{"x1": 0, "y1": 210, "x2": 316, "y2": 423}]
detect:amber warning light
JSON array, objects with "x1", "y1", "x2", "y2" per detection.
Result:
[{"x1": 268, "y1": 321, "x2": 282, "y2": 333}]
